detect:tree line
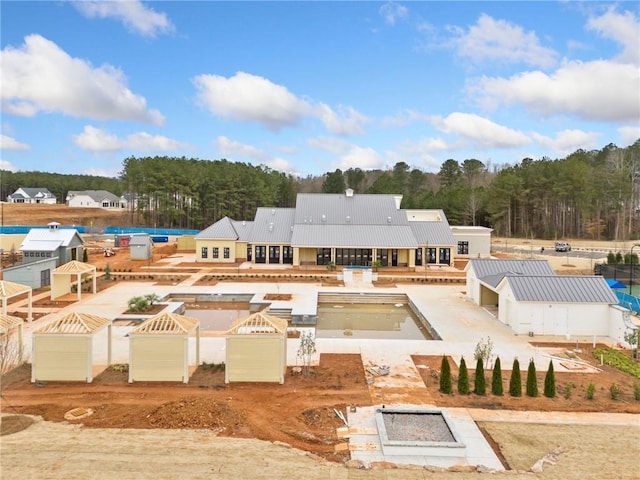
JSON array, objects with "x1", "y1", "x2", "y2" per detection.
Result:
[{"x1": 2, "y1": 139, "x2": 639, "y2": 239}]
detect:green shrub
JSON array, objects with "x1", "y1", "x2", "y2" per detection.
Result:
[
  {"x1": 439, "y1": 356, "x2": 453, "y2": 394},
  {"x1": 457, "y1": 356, "x2": 469, "y2": 395},
  {"x1": 474, "y1": 356, "x2": 486, "y2": 395},
  {"x1": 609, "y1": 383, "x2": 621, "y2": 400},
  {"x1": 607, "y1": 252, "x2": 617, "y2": 264},
  {"x1": 593, "y1": 348, "x2": 640, "y2": 379},
  {"x1": 544, "y1": 360, "x2": 556, "y2": 398},
  {"x1": 634, "y1": 383, "x2": 640, "y2": 401},
  {"x1": 526, "y1": 359, "x2": 538, "y2": 397},
  {"x1": 586, "y1": 383, "x2": 596, "y2": 400},
  {"x1": 509, "y1": 358, "x2": 522, "y2": 397},
  {"x1": 564, "y1": 381, "x2": 575, "y2": 399},
  {"x1": 491, "y1": 357, "x2": 503, "y2": 395},
  {"x1": 82, "y1": 249, "x2": 88, "y2": 262}
]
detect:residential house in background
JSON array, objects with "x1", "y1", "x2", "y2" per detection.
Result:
[
  {"x1": 66, "y1": 190, "x2": 127, "y2": 209},
  {"x1": 6, "y1": 187, "x2": 56, "y2": 204}
]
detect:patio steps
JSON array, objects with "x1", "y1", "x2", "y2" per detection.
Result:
[{"x1": 318, "y1": 293, "x2": 407, "y2": 305}]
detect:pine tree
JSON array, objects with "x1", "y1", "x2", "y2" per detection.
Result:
[
  {"x1": 526, "y1": 359, "x2": 538, "y2": 397},
  {"x1": 439, "y1": 355, "x2": 452, "y2": 394},
  {"x1": 509, "y1": 358, "x2": 522, "y2": 397},
  {"x1": 474, "y1": 356, "x2": 486, "y2": 395},
  {"x1": 457, "y1": 356, "x2": 470, "y2": 395},
  {"x1": 82, "y1": 249, "x2": 88, "y2": 262},
  {"x1": 491, "y1": 357, "x2": 503, "y2": 395},
  {"x1": 544, "y1": 360, "x2": 556, "y2": 398}
]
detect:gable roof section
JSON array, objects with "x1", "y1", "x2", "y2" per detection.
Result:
[
  {"x1": 227, "y1": 311, "x2": 287, "y2": 335},
  {"x1": 231, "y1": 220, "x2": 253, "y2": 241},
  {"x1": 503, "y1": 275, "x2": 619, "y2": 303},
  {"x1": 129, "y1": 235, "x2": 153, "y2": 246},
  {"x1": 35, "y1": 312, "x2": 110, "y2": 334},
  {"x1": 131, "y1": 313, "x2": 199, "y2": 335},
  {"x1": 409, "y1": 220, "x2": 456, "y2": 246},
  {"x1": 53, "y1": 260, "x2": 95, "y2": 274},
  {"x1": 291, "y1": 224, "x2": 418, "y2": 248},
  {"x1": 196, "y1": 216, "x2": 240, "y2": 240},
  {"x1": 11, "y1": 188, "x2": 55, "y2": 200},
  {"x1": 249, "y1": 208, "x2": 295, "y2": 244},
  {"x1": 67, "y1": 190, "x2": 122, "y2": 203},
  {"x1": 468, "y1": 258, "x2": 555, "y2": 287},
  {"x1": 294, "y1": 193, "x2": 406, "y2": 226},
  {"x1": 21, "y1": 227, "x2": 83, "y2": 250}
]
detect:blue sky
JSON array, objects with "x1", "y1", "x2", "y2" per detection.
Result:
[{"x1": 1, "y1": 1, "x2": 639, "y2": 178}]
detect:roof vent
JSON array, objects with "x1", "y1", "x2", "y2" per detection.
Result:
[
  {"x1": 271, "y1": 209, "x2": 276, "y2": 215},
  {"x1": 321, "y1": 214, "x2": 326, "y2": 222},
  {"x1": 268, "y1": 222, "x2": 274, "y2": 232},
  {"x1": 48, "y1": 221, "x2": 60, "y2": 231},
  {"x1": 346, "y1": 215, "x2": 351, "y2": 223},
  {"x1": 387, "y1": 216, "x2": 392, "y2": 224},
  {"x1": 345, "y1": 188, "x2": 354, "y2": 197}
]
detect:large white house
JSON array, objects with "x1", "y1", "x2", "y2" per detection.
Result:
[
  {"x1": 195, "y1": 190, "x2": 492, "y2": 268},
  {"x1": 7, "y1": 187, "x2": 56, "y2": 204},
  {"x1": 66, "y1": 190, "x2": 127, "y2": 209}
]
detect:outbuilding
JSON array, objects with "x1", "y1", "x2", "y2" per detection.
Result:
[
  {"x1": 31, "y1": 312, "x2": 112, "y2": 383},
  {"x1": 225, "y1": 312, "x2": 288, "y2": 384},
  {"x1": 0, "y1": 280, "x2": 33, "y2": 322},
  {"x1": 128, "y1": 313, "x2": 200, "y2": 384},
  {"x1": 51, "y1": 260, "x2": 97, "y2": 301},
  {"x1": 129, "y1": 234, "x2": 154, "y2": 261}
]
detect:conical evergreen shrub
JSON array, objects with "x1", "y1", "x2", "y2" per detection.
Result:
[
  {"x1": 457, "y1": 356, "x2": 470, "y2": 395},
  {"x1": 474, "y1": 356, "x2": 486, "y2": 395},
  {"x1": 509, "y1": 358, "x2": 522, "y2": 397},
  {"x1": 491, "y1": 357, "x2": 503, "y2": 395},
  {"x1": 544, "y1": 360, "x2": 556, "y2": 398},
  {"x1": 439, "y1": 355, "x2": 452, "y2": 394},
  {"x1": 526, "y1": 359, "x2": 538, "y2": 397}
]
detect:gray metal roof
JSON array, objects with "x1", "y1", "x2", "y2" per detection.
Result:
[
  {"x1": 248, "y1": 208, "x2": 296, "y2": 244},
  {"x1": 129, "y1": 235, "x2": 152, "y2": 246},
  {"x1": 196, "y1": 216, "x2": 238, "y2": 240},
  {"x1": 503, "y1": 275, "x2": 619, "y2": 303},
  {"x1": 20, "y1": 239, "x2": 62, "y2": 252},
  {"x1": 468, "y1": 259, "x2": 555, "y2": 287},
  {"x1": 10, "y1": 187, "x2": 55, "y2": 199},
  {"x1": 230, "y1": 220, "x2": 253, "y2": 242},
  {"x1": 294, "y1": 193, "x2": 407, "y2": 226},
  {"x1": 291, "y1": 224, "x2": 419, "y2": 248},
  {"x1": 67, "y1": 190, "x2": 122, "y2": 203},
  {"x1": 409, "y1": 220, "x2": 456, "y2": 246},
  {"x1": 21, "y1": 227, "x2": 83, "y2": 249}
]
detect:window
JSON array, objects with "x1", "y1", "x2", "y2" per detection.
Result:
[
  {"x1": 426, "y1": 248, "x2": 437, "y2": 264},
  {"x1": 415, "y1": 248, "x2": 423, "y2": 266},
  {"x1": 223, "y1": 247, "x2": 230, "y2": 259},
  {"x1": 213, "y1": 247, "x2": 219, "y2": 259},
  {"x1": 201, "y1": 247, "x2": 208, "y2": 259},
  {"x1": 458, "y1": 241, "x2": 469, "y2": 255}
]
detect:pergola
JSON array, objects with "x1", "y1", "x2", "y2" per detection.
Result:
[
  {"x1": 51, "y1": 261, "x2": 97, "y2": 301},
  {"x1": 0, "y1": 314, "x2": 25, "y2": 365},
  {"x1": 0, "y1": 280, "x2": 32, "y2": 323}
]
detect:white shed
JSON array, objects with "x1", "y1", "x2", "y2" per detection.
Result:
[
  {"x1": 225, "y1": 312, "x2": 288, "y2": 384},
  {"x1": 129, "y1": 234, "x2": 153, "y2": 261},
  {"x1": 128, "y1": 313, "x2": 200, "y2": 384},
  {"x1": 32, "y1": 312, "x2": 112, "y2": 383}
]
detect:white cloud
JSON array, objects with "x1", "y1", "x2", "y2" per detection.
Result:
[
  {"x1": 618, "y1": 126, "x2": 640, "y2": 146},
  {"x1": 587, "y1": 8, "x2": 639, "y2": 65},
  {"x1": 308, "y1": 136, "x2": 385, "y2": 171},
  {"x1": 266, "y1": 157, "x2": 298, "y2": 174},
  {"x1": 214, "y1": 136, "x2": 270, "y2": 163},
  {"x1": 0, "y1": 159, "x2": 18, "y2": 172},
  {"x1": 449, "y1": 14, "x2": 557, "y2": 68},
  {"x1": 531, "y1": 129, "x2": 600, "y2": 156},
  {"x1": 432, "y1": 112, "x2": 531, "y2": 148},
  {"x1": 471, "y1": 60, "x2": 640, "y2": 123},
  {"x1": 1, "y1": 35, "x2": 164, "y2": 124},
  {"x1": 193, "y1": 71, "x2": 368, "y2": 135},
  {"x1": 73, "y1": 125, "x2": 185, "y2": 152},
  {"x1": 316, "y1": 104, "x2": 369, "y2": 135},
  {"x1": 379, "y1": 2, "x2": 408, "y2": 26},
  {"x1": 0, "y1": 134, "x2": 30, "y2": 150},
  {"x1": 73, "y1": 0, "x2": 174, "y2": 37}
]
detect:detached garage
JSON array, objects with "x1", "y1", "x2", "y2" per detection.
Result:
[
  {"x1": 225, "y1": 312, "x2": 287, "y2": 384},
  {"x1": 128, "y1": 313, "x2": 200, "y2": 384},
  {"x1": 31, "y1": 312, "x2": 112, "y2": 383}
]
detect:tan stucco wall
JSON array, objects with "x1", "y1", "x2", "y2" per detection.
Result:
[
  {"x1": 51, "y1": 275, "x2": 72, "y2": 300},
  {"x1": 194, "y1": 239, "x2": 237, "y2": 263},
  {"x1": 298, "y1": 248, "x2": 316, "y2": 265},
  {"x1": 177, "y1": 235, "x2": 195, "y2": 251},
  {"x1": 225, "y1": 336, "x2": 285, "y2": 384},
  {"x1": 129, "y1": 336, "x2": 186, "y2": 382},
  {"x1": 32, "y1": 336, "x2": 89, "y2": 382}
]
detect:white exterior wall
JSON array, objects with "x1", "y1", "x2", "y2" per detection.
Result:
[
  {"x1": 451, "y1": 227, "x2": 492, "y2": 258},
  {"x1": 465, "y1": 266, "x2": 481, "y2": 304}
]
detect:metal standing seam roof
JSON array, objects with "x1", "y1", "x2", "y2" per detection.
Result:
[
  {"x1": 502, "y1": 275, "x2": 619, "y2": 303},
  {"x1": 34, "y1": 312, "x2": 111, "y2": 334},
  {"x1": 248, "y1": 208, "x2": 296, "y2": 244},
  {"x1": 227, "y1": 311, "x2": 288, "y2": 335},
  {"x1": 408, "y1": 221, "x2": 456, "y2": 246},
  {"x1": 195, "y1": 216, "x2": 238, "y2": 240},
  {"x1": 129, "y1": 235, "x2": 153, "y2": 246},
  {"x1": 290, "y1": 224, "x2": 418, "y2": 248},
  {"x1": 230, "y1": 220, "x2": 254, "y2": 242},
  {"x1": 20, "y1": 239, "x2": 63, "y2": 252},
  {"x1": 0, "y1": 314, "x2": 23, "y2": 334},
  {"x1": 131, "y1": 313, "x2": 199, "y2": 335},
  {"x1": 294, "y1": 193, "x2": 407, "y2": 226},
  {"x1": 0, "y1": 280, "x2": 31, "y2": 298},
  {"x1": 468, "y1": 258, "x2": 555, "y2": 280},
  {"x1": 21, "y1": 227, "x2": 83, "y2": 248},
  {"x1": 53, "y1": 261, "x2": 95, "y2": 274}
]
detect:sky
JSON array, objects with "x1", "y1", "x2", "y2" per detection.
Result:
[{"x1": 1, "y1": 1, "x2": 639, "y2": 179}]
